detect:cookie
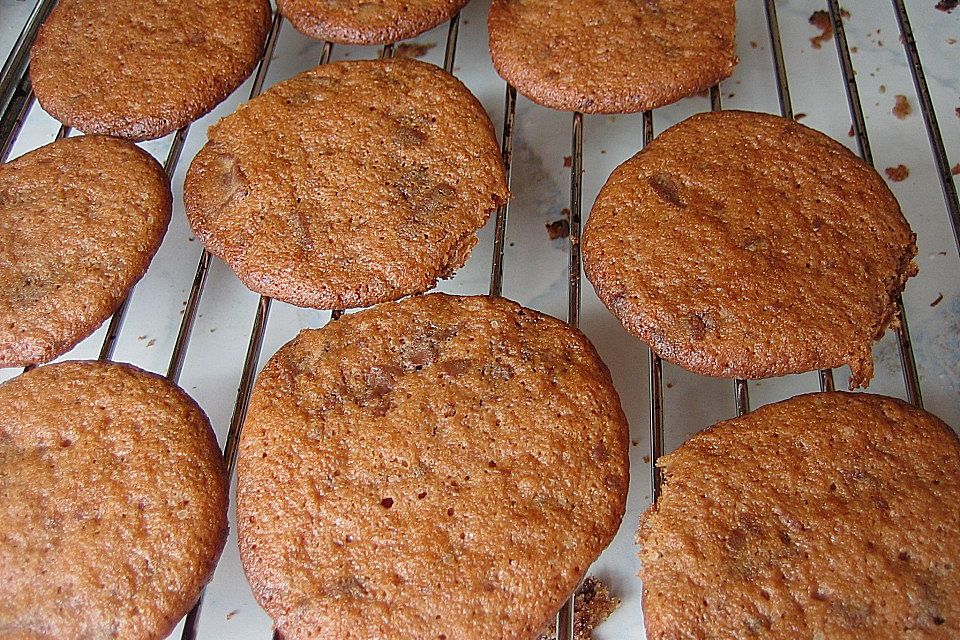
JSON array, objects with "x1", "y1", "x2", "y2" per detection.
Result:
[
  {"x1": 278, "y1": 0, "x2": 469, "y2": 44},
  {"x1": 184, "y1": 59, "x2": 508, "y2": 309},
  {"x1": 0, "y1": 361, "x2": 229, "y2": 639},
  {"x1": 30, "y1": 0, "x2": 271, "y2": 140},
  {"x1": 0, "y1": 135, "x2": 172, "y2": 368},
  {"x1": 488, "y1": 0, "x2": 738, "y2": 113},
  {"x1": 638, "y1": 392, "x2": 960, "y2": 639},
  {"x1": 582, "y1": 111, "x2": 917, "y2": 388},
  {"x1": 236, "y1": 293, "x2": 629, "y2": 639}
]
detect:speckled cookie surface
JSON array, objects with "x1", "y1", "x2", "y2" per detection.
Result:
[
  {"x1": 278, "y1": 0, "x2": 469, "y2": 44},
  {"x1": 185, "y1": 59, "x2": 508, "y2": 309},
  {"x1": 582, "y1": 111, "x2": 917, "y2": 387},
  {"x1": 30, "y1": 0, "x2": 271, "y2": 140},
  {"x1": 0, "y1": 135, "x2": 171, "y2": 368},
  {"x1": 638, "y1": 392, "x2": 960, "y2": 639},
  {"x1": 488, "y1": 0, "x2": 737, "y2": 113},
  {"x1": 237, "y1": 293, "x2": 629, "y2": 639},
  {"x1": 0, "y1": 361, "x2": 229, "y2": 640}
]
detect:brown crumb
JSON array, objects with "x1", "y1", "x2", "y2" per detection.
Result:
[
  {"x1": 931, "y1": 293, "x2": 944, "y2": 307},
  {"x1": 948, "y1": 38, "x2": 957, "y2": 45},
  {"x1": 955, "y1": 107, "x2": 960, "y2": 119},
  {"x1": 794, "y1": 113, "x2": 807, "y2": 121},
  {"x1": 395, "y1": 42, "x2": 436, "y2": 58},
  {"x1": 851, "y1": 46, "x2": 858, "y2": 53},
  {"x1": 666, "y1": 382, "x2": 673, "y2": 389},
  {"x1": 643, "y1": 455, "x2": 651, "y2": 463},
  {"x1": 146, "y1": 338, "x2": 156, "y2": 348},
  {"x1": 936, "y1": 0, "x2": 958, "y2": 12},
  {"x1": 750, "y1": 41, "x2": 758, "y2": 48},
  {"x1": 879, "y1": 84, "x2": 887, "y2": 94},
  {"x1": 893, "y1": 94, "x2": 912, "y2": 119},
  {"x1": 885, "y1": 164, "x2": 910, "y2": 182},
  {"x1": 632, "y1": 439, "x2": 639, "y2": 446},
  {"x1": 848, "y1": 125, "x2": 855, "y2": 137},
  {"x1": 563, "y1": 155, "x2": 572, "y2": 167},
  {"x1": 840, "y1": 7, "x2": 851, "y2": 18},
  {"x1": 537, "y1": 577, "x2": 621, "y2": 640},
  {"x1": 226, "y1": 610, "x2": 239, "y2": 620},
  {"x1": 546, "y1": 217, "x2": 570, "y2": 240},
  {"x1": 951, "y1": 163, "x2": 960, "y2": 175},
  {"x1": 809, "y1": 10, "x2": 833, "y2": 49}
]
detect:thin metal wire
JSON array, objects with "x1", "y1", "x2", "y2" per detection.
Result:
[
  {"x1": 176, "y1": 12, "x2": 288, "y2": 640},
  {"x1": 762, "y1": 0, "x2": 839, "y2": 393},
  {"x1": 165, "y1": 11, "x2": 287, "y2": 387},
  {"x1": 826, "y1": 0, "x2": 922, "y2": 407},
  {"x1": 381, "y1": 43, "x2": 395, "y2": 59},
  {"x1": 0, "y1": 87, "x2": 33, "y2": 162},
  {"x1": 98, "y1": 125, "x2": 190, "y2": 362},
  {"x1": 443, "y1": 12, "x2": 460, "y2": 73},
  {"x1": 889, "y1": 0, "x2": 960, "y2": 255},
  {"x1": 0, "y1": 0, "x2": 57, "y2": 116},
  {"x1": 488, "y1": 84, "x2": 517, "y2": 297}
]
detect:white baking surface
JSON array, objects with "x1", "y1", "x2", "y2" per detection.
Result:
[{"x1": 1, "y1": 0, "x2": 958, "y2": 637}]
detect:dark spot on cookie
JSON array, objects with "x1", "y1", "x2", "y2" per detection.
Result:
[
  {"x1": 648, "y1": 173, "x2": 686, "y2": 208},
  {"x1": 380, "y1": 497, "x2": 394, "y2": 509},
  {"x1": 440, "y1": 358, "x2": 472, "y2": 377},
  {"x1": 401, "y1": 336, "x2": 439, "y2": 370},
  {"x1": 687, "y1": 311, "x2": 715, "y2": 341},
  {"x1": 591, "y1": 443, "x2": 609, "y2": 462}
]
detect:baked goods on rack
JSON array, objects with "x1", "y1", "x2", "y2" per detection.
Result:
[
  {"x1": 582, "y1": 110, "x2": 917, "y2": 388},
  {"x1": 488, "y1": 0, "x2": 737, "y2": 113},
  {"x1": 0, "y1": 135, "x2": 171, "y2": 367},
  {"x1": 184, "y1": 59, "x2": 508, "y2": 309},
  {"x1": 638, "y1": 391, "x2": 960, "y2": 639},
  {"x1": 236, "y1": 293, "x2": 629, "y2": 639},
  {"x1": 30, "y1": 0, "x2": 272, "y2": 140},
  {"x1": 278, "y1": 0, "x2": 469, "y2": 44},
  {"x1": 0, "y1": 361, "x2": 229, "y2": 640}
]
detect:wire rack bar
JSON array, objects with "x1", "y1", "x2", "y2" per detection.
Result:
[
  {"x1": 826, "y1": 0, "x2": 922, "y2": 407},
  {"x1": 98, "y1": 125, "x2": 191, "y2": 362},
  {"x1": 488, "y1": 84, "x2": 517, "y2": 297},
  {"x1": 0, "y1": 0, "x2": 56, "y2": 116},
  {"x1": 889, "y1": 0, "x2": 960, "y2": 255},
  {"x1": 0, "y1": 88, "x2": 33, "y2": 163}
]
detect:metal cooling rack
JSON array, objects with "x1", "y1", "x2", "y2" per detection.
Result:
[{"x1": 1, "y1": 1, "x2": 958, "y2": 638}]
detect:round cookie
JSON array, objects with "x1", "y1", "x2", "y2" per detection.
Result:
[
  {"x1": 582, "y1": 111, "x2": 917, "y2": 388},
  {"x1": 236, "y1": 293, "x2": 629, "y2": 639},
  {"x1": 278, "y1": 0, "x2": 469, "y2": 44},
  {"x1": 638, "y1": 392, "x2": 960, "y2": 639},
  {"x1": 30, "y1": 0, "x2": 272, "y2": 141},
  {"x1": 184, "y1": 59, "x2": 508, "y2": 309},
  {"x1": 0, "y1": 135, "x2": 172, "y2": 368},
  {"x1": 488, "y1": 0, "x2": 738, "y2": 114},
  {"x1": 0, "y1": 361, "x2": 229, "y2": 640}
]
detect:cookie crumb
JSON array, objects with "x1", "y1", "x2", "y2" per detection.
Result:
[
  {"x1": 794, "y1": 113, "x2": 807, "y2": 121},
  {"x1": 546, "y1": 218, "x2": 570, "y2": 240},
  {"x1": 936, "y1": 0, "x2": 958, "y2": 12},
  {"x1": 643, "y1": 455, "x2": 651, "y2": 463},
  {"x1": 563, "y1": 155, "x2": 572, "y2": 167},
  {"x1": 848, "y1": 125, "x2": 855, "y2": 137},
  {"x1": 893, "y1": 94, "x2": 912, "y2": 119},
  {"x1": 632, "y1": 440, "x2": 639, "y2": 446},
  {"x1": 146, "y1": 338, "x2": 156, "y2": 348},
  {"x1": 840, "y1": 7, "x2": 851, "y2": 18},
  {"x1": 931, "y1": 293, "x2": 944, "y2": 307},
  {"x1": 750, "y1": 41, "x2": 758, "y2": 48},
  {"x1": 951, "y1": 163, "x2": 960, "y2": 175},
  {"x1": 395, "y1": 42, "x2": 436, "y2": 58},
  {"x1": 537, "y1": 577, "x2": 621, "y2": 640},
  {"x1": 885, "y1": 165, "x2": 909, "y2": 182},
  {"x1": 879, "y1": 84, "x2": 887, "y2": 94},
  {"x1": 226, "y1": 610, "x2": 239, "y2": 620},
  {"x1": 809, "y1": 10, "x2": 833, "y2": 49},
  {"x1": 955, "y1": 107, "x2": 960, "y2": 119}
]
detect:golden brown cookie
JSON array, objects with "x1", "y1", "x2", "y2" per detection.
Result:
[
  {"x1": 184, "y1": 59, "x2": 508, "y2": 309},
  {"x1": 0, "y1": 135, "x2": 172, "y2": 368},
  {"x1": 237, "y1": 293, "x2": 629, "y2": 639},
  {"x1": 638, "y1": 392, "x2": 960, "y2": 639},
  {"x1": 582, "y1": 111, "x2": 917, "y2": 388},
  {"x1": 488, "y1": 0, "x2": 738, "y2": 113},
  {"x1": 30, "y1": 0, "x2": 271, "y2": 140},
  {"x1": 278, "y1": 0, "x2": 469, "y2": 44},
  {"x1": 0, "y1": 361, "x2": 229, "y2": 640}
]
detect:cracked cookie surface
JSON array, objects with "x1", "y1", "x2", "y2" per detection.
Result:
[
  {"x1": 30, "y1": 0, "x2": 271, "y2": 140},
  {"x1": 488, "y1": 0, "x2": 738, "y2": 113},
  {"x1": 236, "y1": 293, "x2": 629, "y2": 639},
  {"x1": 0, "y1": 361, "x2": 228, "y2": 640},
  {"x1": 0, "y1": 135, "x2": 171, "y2": 367},
  {"x1": 278, "y1": 0, "x2": 469, "y2": 44},
  {"x1": 639, "y1": 392, "x2": 960, "y2": 639},
  {"x1": 184, "y1": 59, "x2": 508, "y2": 309},
  {"x1": 582, "y1": 111, "x2": 917, "y2": 387}
]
